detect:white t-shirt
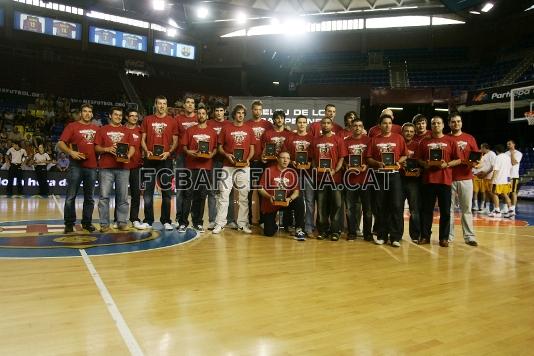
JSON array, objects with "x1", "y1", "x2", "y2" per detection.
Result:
[
  {"x1": 473, "y1": 150, "x2": 496, "y2": 179},
  {"x1": 493, "y1": 153, "x2": 512, "y2": 185},
  {"x1": 34, "y1": 152, "x2": 51, "y2": 166},
  {"x1": 6, "y1": 148, "x2": 27, "y2": 164},
  {"x1": 504, "y1": 150, "x2": 523, "y2": 178}
]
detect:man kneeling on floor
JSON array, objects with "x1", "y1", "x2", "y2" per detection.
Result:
[{"x1": 258, "y1": 151, "x2": 306, "y2": 240}]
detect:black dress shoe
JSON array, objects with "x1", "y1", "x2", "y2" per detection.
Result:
[
  {"x1": 418, "y1": 238, "x2": 430, "y2": 245},
  {"x1": 439, "y1": 240, "x2": 449, "y2": 247},
  {"x1": 64, "y1": 225, "x2": 74, "y2": 233},
  {"x1": 82, "y1": 224, "x2": 96, "y2": 232}
]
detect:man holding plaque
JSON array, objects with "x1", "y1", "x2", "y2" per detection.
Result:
[
  {"x1": 181, "y1": 106, "x2": 218, "y2": 233},
  {"x1": 140, "y1": 96, "x2": 179, "y2": 230},
  {"x1": 447, "y1": 113, "x2": 479, "y2": 246},
  {"x1": 262, "y1": 111, "x2": 292, "y2": 163},
  {"x1": 285, "y1": 115, "x2": 315, "y2": 235},
  {"x1": 368, "y1": 108, "x2": 402, "y2": 138},
  {"x1": 344, "y1": 118, "x2": 372, "y2": 241},
  {"x1": 212, "y1": 104, "x2": 256, "y2": 234},
  {"x1": 367, "y1": 113, "x2": 408, "y2": 247},
  {"x1": 417, "y1": 116, "x2": 461, "y2": 247},
  {"x1": 58, "y1": 104, "x2": 99, "y2": 233},
  {"x1": 95, "y1": 107, "x2": 134, "y2": 232},
  {"x1": 312, "y1": 117, "x2": 347, "y2": 241},
  {"x1": 258, "y1": 151, "x2": 306, "y2": 240}
]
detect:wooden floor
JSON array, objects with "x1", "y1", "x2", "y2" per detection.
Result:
[{"x1": 1, "y1": 196, "x2": 534, "y2": 355}]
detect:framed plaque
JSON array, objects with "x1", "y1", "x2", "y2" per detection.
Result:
[
  {"x1": 381, "y1": 152, "x2": 397, "y2": 170},
  {"x1": 468, "y1": 151, "x2": 482, "y2": 163},
  {"x1": 405, "y1": 158, "x2": 420, "y2": 177},
  {"x1": 428, "y1": 148, "x2": 443, "y2": 166},
  {"x1": 273, "y1": 189, "x2": 289, "y2": 207},
  {"x1": 115, "y1": 143, "x2": 129, "y2": 163},
  {"x1": 348, "y1": 154, "x2": 362, "y2": 170},
  {"x1": 318, "y1": 158, "x2": 332, "y2": 173},
  {"x1": 70, "y1": 143, "x2": 86, "y2": 159},
  {"x1": 149, "y1": 144, "x2": 165, "y2": 160},
  {"x1": 233, "y1": 148, "x2": 247, "y2": 167},
  {"x1": 197, "y1": 141, "x2": 210, "y2": 158},
  {"x1": 295, "y1": 151, "x2": 310, "y2": 169},
  {"x1": 264, "y1": 142, "x2": 277, "y2": 160}
]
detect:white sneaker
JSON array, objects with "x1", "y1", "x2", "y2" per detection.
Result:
[
  {"x1": 143, "y1": 223, "x2": 152, "y2": 229},
  {"x1": 374, "y1": 237, "x2": 384, "y2": 245},
  {"x1": 488, "y1": 211, "x2": 502, "y2": 218},
  {"x1": 207, "y1": 222, "x2": 216, "y2": 230},
  {"x1": 164, "y1": 223, "x2": 174, "y2": 231},
  {"x1": 392, "y1": 241, "x2": 401, "y2": 247},
  {"x1": 226, "y1": 222, "x2": 238, "y2": 229},
  {"x1": 112, "y1": 222, "x2": 119, "y2": 229},
  {"x1": 194, "y1": 225, "x2": 205, "y2": 233},
  {"x1": 212, "y1": 225, "x2": 224, "y2": 234},
  {"x1": 133, "y1": 221, "x2": 147, "y2": 230},
  {"x1": 238, "y1": 225, "x2": 252, "y2": 234}
]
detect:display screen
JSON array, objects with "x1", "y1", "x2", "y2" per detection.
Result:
[
  {"x1": 13, "y1": 11, "x2": 81, "y2": 40},
  {"x1": 89, "y1": 26, "x2": 147, "y2": 52},
  {"x1": 154, "y1": 39, "x2": 195, "y2": 60}
]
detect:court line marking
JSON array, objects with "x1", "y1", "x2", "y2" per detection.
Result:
[
  {"x1": 80, "y1": 249, "x2": 144, "y2": 355},
  {"x1": 407, "y1": 240, "x2": 439, "y2": 256},
  {"x1": 52, "y1": 194, "x2": 64, "y2": 216},
  {"x1": 378, "y1": 245, "x2": 401, "y2": 262}
]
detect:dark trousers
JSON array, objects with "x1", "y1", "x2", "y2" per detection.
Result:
[
  {"x1": 248, "y1": 160, "x2": 265, "y2": 224},
  {"x1": 402, "y1": 176, "x2": 422, "y2": 240},
  {"x1": 374, "y1": 172, "x2": 404, "y2": 242},
  {"x1": 7, "y1": 164, "x2": 23, "y2": 195},
  {"x1": 141, "y1": 159, "x2": 173, "y2": 225},
  {"x1": 317, "y1": 186, "x2": 343, "y2": 234},
  {"x1": 263, "y1": 195, "x2": 305, "y2": 237},
  {"x1": 175, "y1": 153, "x2": 186, "y2": 224},
  {"x1": 421, "y1": 183, "x2": 452, "y2": 241},
  {"x1": 35, "y1": 165, "x2": 49, "y2": 196},
  {"x1": 183, "y1": 169, "x2": 211, "y2": 226},
  {"x1": 346, "y1": 188, "x2": 372, "y2": 238},
  {"x1": 64, "y1": 163, "x2": 96, "y2": 226},
  {"x1": 113, "y1": 167, "x2": 142, "y2": 223}
]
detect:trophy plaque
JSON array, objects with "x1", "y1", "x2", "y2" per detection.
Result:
[
  {"x1": 233, "y1": 148, "x2": 247, "y2": 167},
  {"x1": 149, "y1": 144, "x2": 165, "y2": 160},
  {"x1": 115, "y1": 143, "x2": 130, "y2": 163},
  {"x1": 318, "y1": 158, "x2": 332, "y2": 173},
  {"x1": 295, "y1": 151, "x2": 310, "y2": 169},
  {"x1": 381, "y1": 152, "x2": 397, "y2": 170},
  {"x1": 347, "y1": 154, "x2": 362, "y2": 170},
  {"x1": 70, "y1": 143, "x2": 86, "y2": 160},
  {"x1": 264, "y1": 142, "x2": 277, "y2": 160},
  {"x1": 273, "y1": 189, "x2": 289, "y2": 207},
  {"x1": 405, "y1": 158, "x2": 420, "y2": 177},
  {"x1": 428, "y1": 148, "x2": 443, "y2": 167},
  {"x1": 197, "y1": 141, "x2": 211, "y2": 158}
]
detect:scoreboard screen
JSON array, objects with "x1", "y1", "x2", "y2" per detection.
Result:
[
  {"x1": 13, "y1": 11, "x2": 81, "y2": 40},
  {"x1": 89, "y1": 26, "x2": 147, "y2": 52},
  {"x1": 154, "y1": 39, "x2": 195, "y2": 60}
]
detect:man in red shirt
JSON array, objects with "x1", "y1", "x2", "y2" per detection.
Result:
[
  {"x1": 417, "y1": 116, "x2": 462, "y2": 247},
  {"x1": 412, "y1": 114, "x2": 431, "y2": 143},
  {"x1": 313, "y1": 117, "x2": 347, "y2": 241},
  {"x1": 285, "y1": 115, "x2": 315, "y2": 236},
  {"x1": 58, "y1": 103, "x2": 99, "y2": 233},
  {"x1": 213, "y1": 104, "x2": 256, "y2": 234},
  {"x1": 309, "y1": 104, "x2": 343, "y2": 137},
  {"x1": 400, "y1": 122, "x2": 422, "y2": 243},
  {"x1": 140, "y1": 96, "x2": 179, "y2": 230},
  {"x1": 181, "y1": 106, "x2": 218, "y2": 233},
  {"x1": 262, "y1": 111, "x2": 293, "y2": 162},
  {"x1": 258, "y1": 151, "x2": 306, "y2": 240},
  {"x1": 368, "y1": 108, "x2": 402, "y2": 138},
  {"x1": 344, "y1": 117, "x2": 372, "y2": 241},
  {"x1": 447, "y1": 113, "x2": 478, "y2": 246},
  {"x1": 206, "y1": 102, "x2": 236, "y2": 230},
  {"x1": 174, "y1": 95, "x2": 198, "y2": 229},
  {"x1": 338, "y1": 111, "x2": 356, "y2": 140},
  {"x1": 367, "y1": 113, "x2": 408, "y2": 247},
  {"x1": 95, "y1": 107, "x2": 134, "y2": 232}
]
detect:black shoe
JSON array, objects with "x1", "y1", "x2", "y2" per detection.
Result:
[
  {"x1": 331, "y1": 233, "x2": 340, "y2": 241},
  {"x1": 347, "y1": 234, "x2": 357, "y2": 241},
  {"x1": 363, "y1": 236, "x2": 373, "y2": 242},
  {"x1": 82, "y1": 224, "x2": 96, "y2": 232},
  {"x1": 64, "y1": 225, "x2": 74, "y2": 233},
  {"x1": 317, "y1": 234, "x2": 327, "y2": 240}
]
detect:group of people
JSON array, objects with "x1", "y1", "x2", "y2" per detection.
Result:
[{"x1": 58, "y1": 96, "x2": 522, "y2": 248}]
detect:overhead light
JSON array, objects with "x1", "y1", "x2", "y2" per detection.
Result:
[
  {"x1": 525, "y1": 4, "x2": 534, "y2": 11},
  {"x1": 197, "y1": 6, "x2": 209, "y2": 19},
  {"x1": 386, "y1": 107, "x2": 403, "y2": 111},
  {"x1": 167, "y1": 28, "x2": 177, "y2": 37},
  {"x1": 272, "y1": 81, "x2": 280, "y2": 85},
  {"x1": 168, "y1": 18, "x2": 178, "y2": 28},
  {"x1": 481, "y1": 2, "x2": 494, "y2": 12},
  {"x1": 435, "y1": 108, "x2": 449, "y2": 112},
  {"x1": 270, "y1": 18, "x2": 280, "y2": 25},
  {"x1": 236, "y1": 11, "x2": 247, "y2": 24},
  {"x1": 153, "y1": 0, "x2": 165, "y2": 11},
  {"x1": 469, "y1": 10, "x2": 480, "y2": 15}
]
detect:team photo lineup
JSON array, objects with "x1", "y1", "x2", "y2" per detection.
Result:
[{"x1": 46, "y1": 96, "x2": 522, "y2": 247}]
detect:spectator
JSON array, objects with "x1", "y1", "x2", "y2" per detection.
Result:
[
  {"x1": 55, "y1": 152, "x2": 70, "y2": 172},
  {"x1": 6, "y1": 141, "x2": 28, "y2": 197},
  {"x1": 33, "y1": 144, "x2": 51, "y2": 197}
]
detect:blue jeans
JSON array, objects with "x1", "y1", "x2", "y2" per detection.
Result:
[
  {"x1": 64, "y1": 163, "x2": 97, "y2": 226},
  {"x1": 98, "y1": 169, "x2": 130, "y2": 227},
  {"x1": 301, "y1": 174, "x2": 316, "y2": 234},
  {"x1": 208, "y1": 160, "x2": 235, "y2": 224}
]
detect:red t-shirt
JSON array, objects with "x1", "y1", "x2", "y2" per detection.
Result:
[
  {"x1": 345, "y1": 135, "x2": 371, "y2": 185},
  {"x1": 312, "y1": 133, "x2": 348, "y2": 183},
  {"x1": 124, "y1": 125, "x2": 143, "y2": 169},
  {"x1": 262, "y1": 129, "x2": 293, "y2": 157},
  {"x1": 368, "y1": 124, "x2": 402, "y2": 138},
  {"x1": 95, "y1": 125, "x2": 133, "y2": 169},
  {"x1": 413, "y1": 130, "x2": 431, "y2": 143},
  {"x1": 182, "y1": 125, "x2": 218, "y2": 170},
  {"x1": 259, "y1": 165, "x2": 300, "y2": 214},
  {"x1": 285, "y1": 132, "x2": 314, "y2": 163},
  {"x1": 207, "y1": 119, "x2": 230, "y2": 161},
  {"x1": 416, "y1": 135, "x2": 460, "y2": 186},
  {"x1": 141, "y1": 115, "x2": 178, "y2": 156},
  {"x1": 59, "y1": 121, "x2": 99, "y2": 169},
  {"x1": 309, "y1": 120, "x2": 344, "y2": 138},
  {"x1": 337, "y1": 128, "x2": 353, "y2": 140},
  {"x1": 176, "y1": 114, "x2": 198, "y2": 154},
  {"x1": 246, "y1": 119, "x2": 272, "y2": 161},
  {"x1": 447, "y1": 132, "x2": 478, "y2": 181},
  {"x1": 218, "y1": 123, "x2": 255, "y2": 167},
  {"x1": 367, "y1": 133, "x2": 408, "y2": 169}
]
